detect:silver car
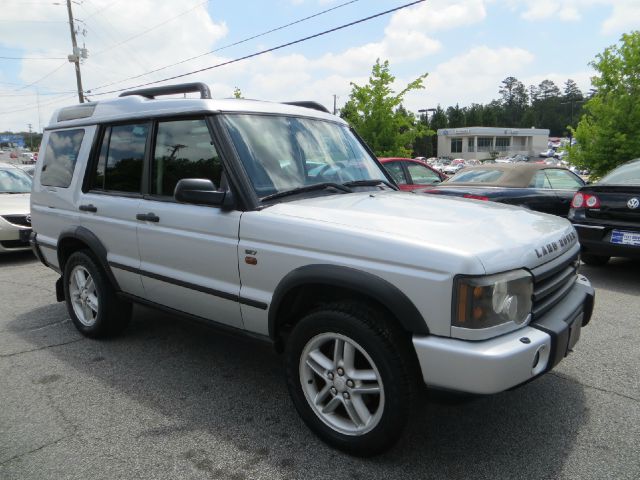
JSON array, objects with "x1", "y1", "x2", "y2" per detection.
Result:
[{"x1": 0, "y1": 163, "x2": 32, "y2": 253}]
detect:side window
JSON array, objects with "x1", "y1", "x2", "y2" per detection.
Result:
[
  {"x1": 89, "y1": 123, "x2": 148, "y2": 193},
  {"x1": 544, "y1": 169, "x2": 584, "y2": 190},
  {"x1": 384, "y1": 161, "x2": 407, "y2": 184},
  {"x1": 151, "y1": 119, "x2": 222, "y2": 196},
  {"x1": 529, "y1": 171, "x2": 552, "y2": 189},
  {"x1": 41, "y1": 129, "x2": 84, "y2": 187},
  {"x1": 406, "y1": 163, "x2": 441, "y2": 185}
]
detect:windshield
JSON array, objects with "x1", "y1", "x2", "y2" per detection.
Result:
[
  {"x1": 222, "y1": 114, "x2": 389, "y2": 198},
  {"x1": 598, "y1": 159, "x2": 640, "y2": 186},
  {"x1": 447, "y1": 168, "x2": 504, "y2": 183},
  {"x1": 0, "y1": 168, "x2": 32, "y2": 193}
]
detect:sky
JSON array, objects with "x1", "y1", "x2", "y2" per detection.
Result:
[{"x1": 0, "y1": 0, "x2": 638, "y2": 133}]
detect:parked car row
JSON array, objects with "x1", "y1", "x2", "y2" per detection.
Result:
[{"x1": 0, "y1": 162, "x2": 33, "y2": 253}]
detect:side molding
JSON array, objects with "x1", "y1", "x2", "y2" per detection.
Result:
[
  {"x1": 57, "y1": 226, "x2": 120, "y2": 291},
  {"x1": 268, "y1": 264, "x2": 429, "y2": 339}
]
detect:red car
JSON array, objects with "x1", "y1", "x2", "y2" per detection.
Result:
[{"x1": 379, "y1": 157, "x2": 446, "y2": 191}]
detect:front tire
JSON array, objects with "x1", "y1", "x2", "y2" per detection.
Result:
[
  {"x1": 285, "y1": 302, "x2": 418, "y2": 456},
  {"x1": 63, "y1": 250, "x2": 131, "y2": 338}
]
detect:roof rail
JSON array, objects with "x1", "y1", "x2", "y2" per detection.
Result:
[
  {"x1": 119, "y1": 82, "x2": 211, "y2": 100},
  {"x1": 283, "y1": 101, "x2": 330, "y2": 114}
]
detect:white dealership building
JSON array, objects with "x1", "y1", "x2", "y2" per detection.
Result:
[{"x1": 437, "y1": 127, "x2": 550, "y2": 160}]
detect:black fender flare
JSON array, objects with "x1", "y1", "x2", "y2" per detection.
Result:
[
  {"x1": 57, "y1": 226, "x2": 120, "y2": 291},
  {"x1": 268, "y1": 264, "x2": 429, "y2": 339}
]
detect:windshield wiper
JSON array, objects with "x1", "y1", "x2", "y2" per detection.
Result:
[
  {"x1": 261, "y1": 182, "x2": 352, "y2": 202},
  {"x1": 342, "y1": 179, "x2": 397, "y2": 190}
]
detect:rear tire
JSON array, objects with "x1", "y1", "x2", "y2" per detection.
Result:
[
  {"x1": 285, "y1": 301, "x2": 418, "y2": 456},
  {"x1": 63, "y1": 250, "x2": 131, "y2": 338},
  {"x1": 581, "y1": 253, "x2": 610, "y2": 266}
]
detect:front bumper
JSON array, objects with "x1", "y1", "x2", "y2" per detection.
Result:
[{"x1": 412, "y1": 276, "x2": 594, "y2": 394}]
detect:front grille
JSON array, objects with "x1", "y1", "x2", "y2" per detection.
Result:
[
  {"x1": 0, "y1": 239, "x2": 30, "y2": 249},
  {"x1": 530, "y1": 252, "x2": 580, "y2": 320},
  {"x1": 2, "y1": 215, "x2": 31, "y2": 227}
]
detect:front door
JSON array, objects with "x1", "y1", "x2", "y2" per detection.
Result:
[{"x1": 136, "y1": 118, "x2": 243, "y2": 328}]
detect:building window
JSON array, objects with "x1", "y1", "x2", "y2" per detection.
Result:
[
  {"x1": 451, "y1": 137, "x2": 462, "y2": 153},
  {"x1": 495, "y1": 137, "x2": 510, "y2": 152},
  {"x1": 477, "y1": 137, "x2": 493, "y2": 152},
  {"x1": 468, "y1": 138, "x2": 475, "y2": 152},
  {"x1": 513, "y1": 137, "x2": 527, "y2": 149}
]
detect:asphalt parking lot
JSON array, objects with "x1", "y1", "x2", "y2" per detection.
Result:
[{"x1": 1, "y1": 253, "x2": 638, "y2": 479}]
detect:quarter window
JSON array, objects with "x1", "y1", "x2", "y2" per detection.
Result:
[
  {"x1": 406, "y1": 163, "x2": 441, "y2": 185},
  {"x1": 151, "y1": 119, "x2": 222, "y2": 196},
  {"x1": 41, "y1": 129, "x2": 84, "y2": 187},
  {"x1": 544, "y1": 169, "x2": 584, "y2": 190},
  {"x1": 89, "y1": 123, "x2": 148, "y2": 193}
]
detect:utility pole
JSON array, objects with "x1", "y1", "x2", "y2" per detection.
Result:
[
  {"x1": 28, "y1": 123, "x2": 33, "y2": 150},
  {"x1": 66, "y1": 0, "x2": 84, "y2": 103},
  {"x1": 333, "y1": 94, "x2": 338, "y2": 115}
]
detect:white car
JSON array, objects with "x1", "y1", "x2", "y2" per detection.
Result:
[
  {"x1": 0, "y1": 163, "x2": 33, "y2": 253},
  {"x1": 30, "y1": 83, "x2": 594, "y2": 456}
]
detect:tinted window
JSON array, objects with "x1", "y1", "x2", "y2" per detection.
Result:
[
  {"x1": 598, "y1": 159, "x2": 640, "y2": 186},
  {"x1": 384, "y1": 161, "x2": 407, "y2": 184},
  {"x1": 90, "y1": 124, "x2": 147, "y2": 193},
  {"x1": 529, "y1": 171, "x2": 552, "y2": 189},
  {"x1": 406, "y1": 162, "x2": 441, "y2": 185},
  {"x1": 41, "y1": 129, "x2": 84, "y2": 187},
  {"x1": 448, "y1": 169, "x2": 504, "y2": 183},
  {"x1": 152, "y1": 119, "x2": 222, "y2": 196},
  {"x1": 544, "y1": 169, "x2": 584, "y2": 190},
  {"x1": 0, "y1": 168, "x2": 32, "y2": 193}
]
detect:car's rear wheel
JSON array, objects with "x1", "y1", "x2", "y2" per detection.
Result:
[
  {"x1": 581, "y1": 253, "x2": 610, "y2": 266},
  {"x1": 64, "y1": 250, "x2": 131, "y2": 337},
  {"x1": 285, "y1": 302, "x2": 417, "y2": 456}
]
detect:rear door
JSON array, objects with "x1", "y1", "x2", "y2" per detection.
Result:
[
  {"x1": 136, "y1": 117, "x2": 243, "y2": 328},
  {"x1": 79, "y1": 123, "x2": 147, "y2": 297}
]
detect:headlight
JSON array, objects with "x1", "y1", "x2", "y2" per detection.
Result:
[{"x1": 453, "y1": 270, "x2": 533, "y2": 331}]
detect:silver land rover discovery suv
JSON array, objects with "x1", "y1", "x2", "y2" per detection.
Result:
[{"x1": 30, "y1": 82, "x2": 594, "y2": 455}]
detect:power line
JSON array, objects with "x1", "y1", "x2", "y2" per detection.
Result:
[
  {"x1": 88, "y1": 0, "x2": 425, "y2": 97},
  {"x1": 0, "y1": 93, "x2": 77, "y2": 115},
  {"x1": 91, "y1": 0, "x2": 210, "y2": 57},
  {"x1": 0, "y1": 56, "x2": 67, "y2": 60},
  {"x1": 86, "y1": 0, "x2": 361, "y2": 93},
  {"x1": 16, "y1": 61, "x2": 68, "y2": 90}
]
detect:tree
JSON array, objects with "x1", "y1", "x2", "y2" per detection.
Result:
[
  {"x1": 563, "y1": 79, "x2": 583, "y2": 101},
  {"x1": 498, "y1": 76, "x2": 529, "y2": 125},
  {"x1": 340, "y1": 59, "x2": 429, "y2": 157},
  {"x1": 446, "y1": 104, "x2": 465, "y2": 127},
  {"x1": 570, "y1": 31, "x2": 640, "y2": 176},
  {"x1": 233, "y1": 87, "x2": 243, "y2": 99}
]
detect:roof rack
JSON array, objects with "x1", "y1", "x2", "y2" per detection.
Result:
[
  {"x1": 119, "y1": 82, "x2": 211, "y2": 100},
  {"x1": 283, "y1": 101, "x2": 330, "y2": 114}
]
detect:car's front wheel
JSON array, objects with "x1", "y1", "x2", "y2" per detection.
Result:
[{"x1": 285, "y1": 302, "x2": 417, "y2": 456}]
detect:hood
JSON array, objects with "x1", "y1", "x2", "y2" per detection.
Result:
[
  {"x1": 0, "y1": 193, "x2": 30, "y2": 216},
  {"x1": 263, "y1": 191, "x2": 577, "y2": 273}
]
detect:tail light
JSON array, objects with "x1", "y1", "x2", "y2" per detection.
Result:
[
  {"x1": 571, "y1": 192, "x2": 600, "y2": 209},
  {"x1": 463, "y1": 194, "x2": 489, "y2": 201}
]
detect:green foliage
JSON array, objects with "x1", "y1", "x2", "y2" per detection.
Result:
[
  {"x1": 570, "y1": 31, "x2": 640, "y2": 176},
  {"x1": 233, "y1": 87, "x2": 243, "y2": 99},
  {"x1": 340, "y1": 59, "x2": 430, "y2": 157}
]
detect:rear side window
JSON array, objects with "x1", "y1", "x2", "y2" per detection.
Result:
[
  {"x1": 151, "y1": 119, "x2": 222, "y2": 196},
  {"x1": 89, "y1": 123, "x2": 148, "y2": 193},
  {"x1": 384, "y1": 161, "x2": 407, "y2": 184},
  {"x1": 41, "y1": 129, "x2": 84, "y2": 187}
]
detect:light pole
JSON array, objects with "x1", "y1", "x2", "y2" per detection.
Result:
[
  {"x1": 560, "y1": 98, "x2": 585, "y2": 150},
  {"x1": 418, "y1": 108, "x2": 436, "y2": 157}
]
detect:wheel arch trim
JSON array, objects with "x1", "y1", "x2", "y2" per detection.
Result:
[{"x1": 268, "y1": 264, "x2": 429, "y2": 340}]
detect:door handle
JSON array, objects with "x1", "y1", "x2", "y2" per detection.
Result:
[
  {"x1": 136, "y1": 213, "x2": 160, "y2": 222},
  {"x1": 79, "y1": 204, "x2": 97, "y2": 212}
]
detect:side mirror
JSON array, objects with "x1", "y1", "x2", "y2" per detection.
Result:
[{"x1": 174, "y1": 178, "x2": 227, "y2": 207}]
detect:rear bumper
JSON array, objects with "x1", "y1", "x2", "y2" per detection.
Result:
[
  {"x1": 412, "y1": 276, "x2": 594, "y2": 394},
  {"x1": 573, "y1": 223, "x2": 640, "y2": 258}
]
